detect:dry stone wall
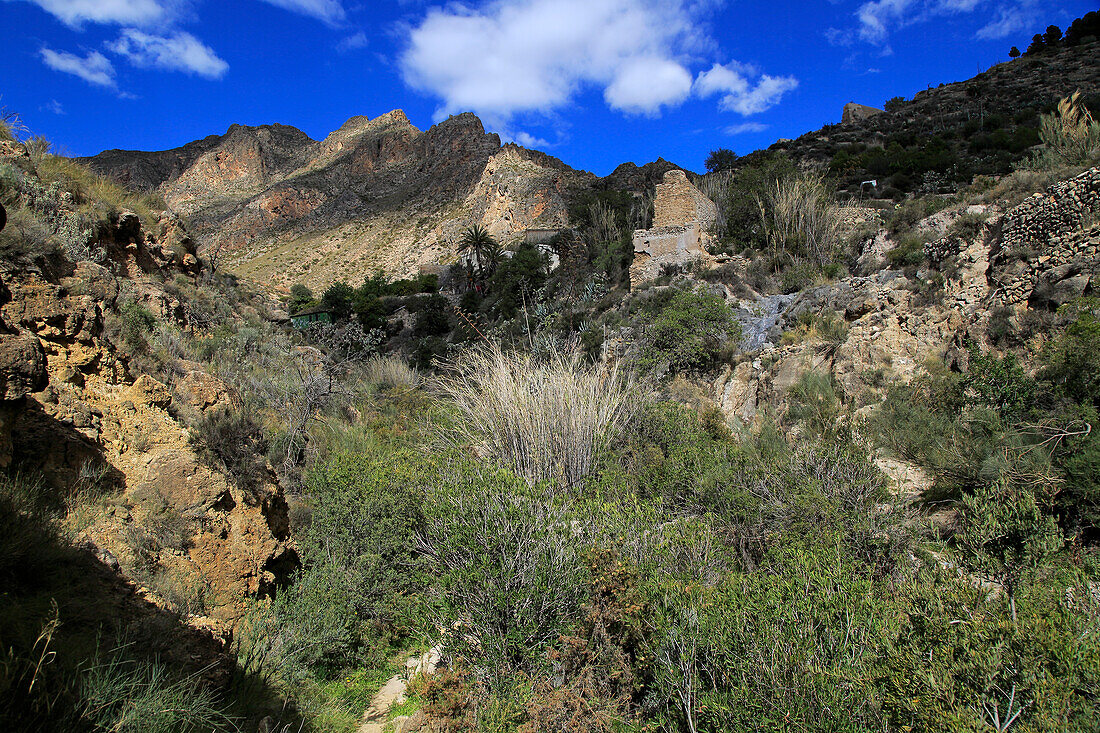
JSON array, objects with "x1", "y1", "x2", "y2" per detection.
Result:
[{"x1": 990, "y1": 167, "x2": 1100, "y2": 307}]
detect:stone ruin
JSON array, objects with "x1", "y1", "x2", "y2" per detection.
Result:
[{"x1": 630, "y1": 169, "x2": 718, "y2": 286}]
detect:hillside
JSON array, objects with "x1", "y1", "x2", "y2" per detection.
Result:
[
  {"x1": 756, "y1": 39, "x2": 1100, "y2": 198},
  {"x1": 4, "y1": 17, "x2": 1100, "y2": 733}
]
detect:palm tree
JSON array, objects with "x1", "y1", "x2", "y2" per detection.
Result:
[{"x1": 458, "y1": 224, "x2": 499, "y2": 282}]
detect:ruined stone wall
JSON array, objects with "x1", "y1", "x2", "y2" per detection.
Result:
[
  {"x1": 989, "y1": 167, "x2": 1100, "y2": 308},
  {"x1": 652, "y1": 170, "x2": 718, "y2": 228},
  {"x1": 630, "y1": 170, "x2": 718, "y2": 287}
]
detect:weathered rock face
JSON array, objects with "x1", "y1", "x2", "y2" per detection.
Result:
[
  {"x1": 81, "y1": 112, "x2": 713, "y2": 292},
  {"x1": 714, "y1": 169, "x2": 1099, "y2": 423},
  {"x1": 630, "y1": 170, "x2": 718, "y2": 285},
  {"x1": 841, "y1": 102, "x2": 885, "y2": 124},
  {"x1": 0, "y1": 203, "x2": 296, "y2": 624}
]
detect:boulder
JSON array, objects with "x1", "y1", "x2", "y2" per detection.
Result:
[{"x1": 842, "y1": 102, "x2": 885, "y2": 124}]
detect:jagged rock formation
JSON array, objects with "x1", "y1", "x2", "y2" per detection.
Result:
[
  {"x1": 630, "y1": 170, "x2": 718, "y2": 285},
  {"x1": 2, "y1": 145, "x2": 296, "y2": 626},
  {"x1": 81, "y1": 112, "x2": 612, "y2": 291}
]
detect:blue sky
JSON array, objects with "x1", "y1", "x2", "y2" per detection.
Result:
[{"x1": 0, "y1": 0, "x2": 1093, "y2": 175}]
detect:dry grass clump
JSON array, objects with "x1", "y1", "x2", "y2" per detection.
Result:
[
  {"x1": 435, "y1": 343, "x2": 639, "y2": 489},
  {"x1": 755, "y1": 169, "x2": 847, "y2": 267},
  {"x1": 364, "y1": 354, "x2": 420, "y2": 390},
  {"x1": 36, "y1": 155, "x2": 167, "y2": 227}
]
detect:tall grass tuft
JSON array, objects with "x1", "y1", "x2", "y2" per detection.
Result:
[
  {"x1": 755, "y1": 169, "x2": 846, "y2": 267},
  {"x1": 434, "y1": 343, "x2": 639, "y2": 489},
  {"x1": 80, "y1": 648, "x2": 234, "y2": 733},
  {"x1": 363, "y1": 354, "x2": 420, "y2": 390},
  {"x1": 1032, "y1": 91, "x2": 1100, "y2": 169}
]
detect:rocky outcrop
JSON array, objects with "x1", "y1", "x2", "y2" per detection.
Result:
[
  {"x1": 80, "y1": 112, "x2": 697, "y2": 292},
  {"x1": 842, "y1": 102, "x2": 884, "y2": 124},
  {"x1": 0, "y1": 198, "x2": 296, "y2": 623},
  {"x1": 990, "y1": 167, "x2": 1100, "y2": 309}
]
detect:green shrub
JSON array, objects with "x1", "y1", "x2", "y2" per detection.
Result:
[
  {"x1": 419, "y1": 465, "x2": 588, "y2": 686},
  {"x1": 639, "y1": 290, "x2": 741, "y2": 374},
  {"x1": 886, "y1": 196, "x2": 952, "y2": 235},
  {"x1": 886, "y1": 231, "x2": 932, "y2": 267},
  {"x1": 881, "y1": 566, "x2": 1100, "y2": 732},
  {"x1": 946, "y1": 211, "x2": 988, "y2": 242},
  {"x1": 119, "y1": 301, "x2": 157, "y2": 353},
  {"x1": 649, "y1": 539, "x2": 899, "y2": 732}
]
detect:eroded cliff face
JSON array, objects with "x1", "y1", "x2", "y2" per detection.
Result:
[
  {"x1": 0, "y1": 198, "x2": 296, "y2": 628},
  {"x1": 83, "y1": 111, "x2": 600, "y2": 291}
]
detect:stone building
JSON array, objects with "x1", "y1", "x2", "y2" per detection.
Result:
[{"x1": 630, "y1": 169, "x2": 718, "y2": 286}]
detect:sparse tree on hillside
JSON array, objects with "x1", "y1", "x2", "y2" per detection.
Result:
[
  {"x1": 288, "y1": 283, "x2": 313, "y2": 315},
  {"x1": 320, "y1": 281, "x2": 355, "y2": 321},
  {"x1": 1043, "y1": 24, "x2": 1063, "y2": 46},
  {"x1": 705, "y1": 148, "x2": 738, "y2": 173},
  {"x1": 1009, "y1": 46, "x2": 1020, "y2": 59},
  {"x1": 1065, "y1": 11, "x2": 1100, "y2": 45},
  {"x1": 1026, "y1": 33, "x2": 1046, "y2": 54}
]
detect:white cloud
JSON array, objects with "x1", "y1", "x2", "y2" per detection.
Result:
[
  {"x1": 400, "y1": 0, "x2": 705, "y2": 124},
  {"x1": 695, "y1": 63, "x2": 798, "y2": 116},
  {"x1": 852, "y1": 0, "x2": 1039, "y2": 46},
  {"x1": 258, "y1": 0, "x2": 345, "y2": 26},
  {"x1": 856, "y1": 0, "x2": 915, "y2": 44},
  {"x1": 337, "y1": 31, "x2": 368, "y2": 52},
  {"x1": 975, "y1": 6, "x2": 1035, "y2": 40},
  {"x1": 43, "y1": 99, "x2": 65, "y2": 114},
  {"x1": 604, "y1": 57, "x2": 693, "y2": 115},
  {"x1": 40, "y1": 47, "x2": 116, "y2": 87},
  {"x1": 513, "y1": 131, "x2": 551, "y2": 148},
  {"x1": 108, "y1": 29, "x2": 228, "y2": 78},
  {"x1": 724, "y1": 122, "x2": 767, "y2": 134},
  {"x1": 13, "y1": 0, "x2": 171, "y2": 28}
]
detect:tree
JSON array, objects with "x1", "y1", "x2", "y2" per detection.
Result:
[
  {"x1": 457, "y1": 224, "x2": 500, "y2": 281},
  {"x1": 288, "y1": 283, "x2": 314, "y2": 315},
  {"x1": 1009, "y1": 46, "x2": 1021, "y2": 59},
  {"x1": 705, "y1": 148, "x2": 738, "y2": 173},
  {"x1": 1043, "y1": 24, "x2": 1063, "y2": 46},
  {"x1": 320, "y1": 281, "x2": 355, "y2": 322},
  {"x1": 1065, "y1": 11, "x2": 1100, "y2": 46},
  {"x1": 1026, "y1": 33, "x2": 1046, "y2": 54}
]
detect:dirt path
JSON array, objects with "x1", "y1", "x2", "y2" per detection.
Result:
[
  {"x1": 357, "y1": 648, "x2": 440, "y2": 733},
  {"x1": 356, "y1": 672, "x2": 408, "y2": 733}
]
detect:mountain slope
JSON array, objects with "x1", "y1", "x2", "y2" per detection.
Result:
[{"x1": 82, "y1": 112, "x2": 604, "y2": 290}]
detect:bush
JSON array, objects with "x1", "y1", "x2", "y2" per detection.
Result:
[
  {"x1": 119, "y1": 301, "x2": 157, "y2": 353},
  {"x1": 363, "y1": 354, "x2": 419, "y2": 391},
  {"x1": 649, "y1": 540, "x2": 898, "y2": 732},
  {"x1": 639, "y1": 290, "x2": 741, "y2": 374},
  {"x1": 189, "y1": 408, "x2": 269, "y2": 494},
  {"x1": 418, "y1": 466, "x2": 589, "y2": 686},
  {"x1": 435, "y1": 343, "x2": 638, "y2": 489},
  {"x1": 886, "y1": 232, "x2": 931, "y2": 268},
  {"x1": 755, "y1": 169, "x2": 846, "y2": 267},
  {"x1": 1029, "y1": 91, "x2": 1100, "y2": 169}
]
